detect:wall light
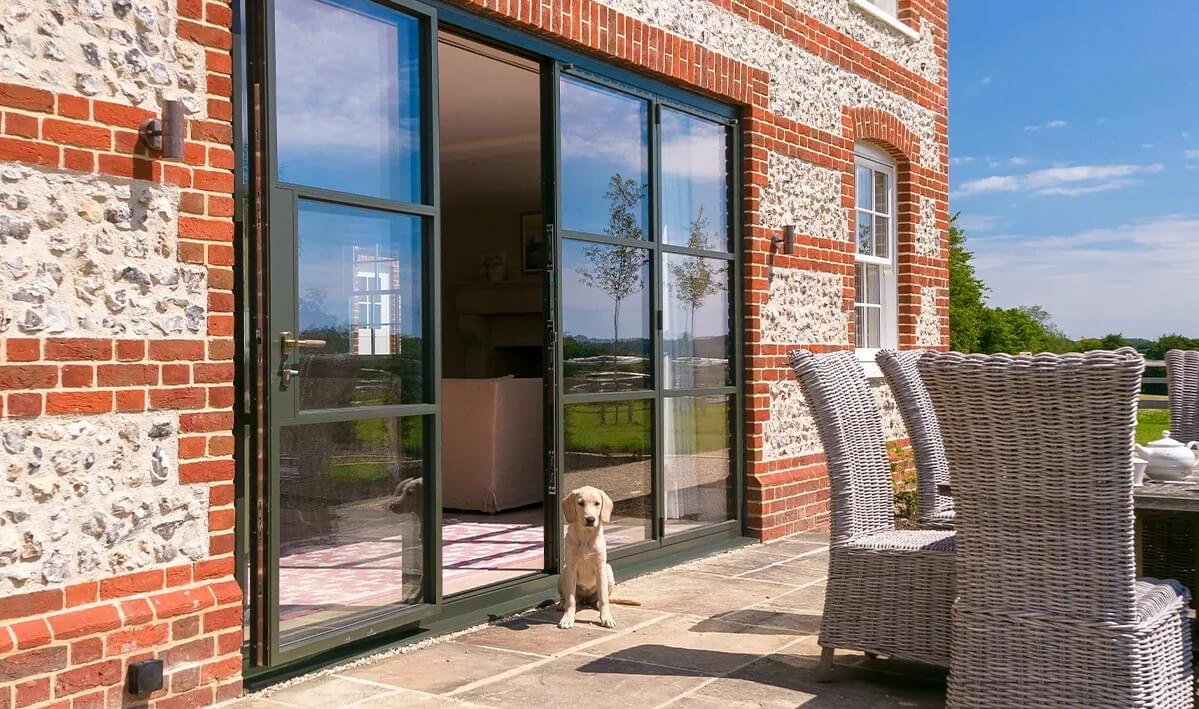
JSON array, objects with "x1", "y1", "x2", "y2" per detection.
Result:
[
  {"x1": 139, "y1": 99, "x2": 185, "y2": 159},
  {"x1": 772, "y1": 225, "x2": 795, "y2": 256}
]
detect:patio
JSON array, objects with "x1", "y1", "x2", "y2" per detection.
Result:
[{"x1": 228, "y1": 533, "x2": 947, "y2": 708}]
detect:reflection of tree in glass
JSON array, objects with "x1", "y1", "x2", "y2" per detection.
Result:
[
  {"x1": 577, "y1": 175, "x2": 648, "y2": 423},
  {"x1": 577, "y1": 174, "x2": 648, "y2": 373},
  {"x1": 668, "y1": 205, "x2": 727, "y2": 346}
]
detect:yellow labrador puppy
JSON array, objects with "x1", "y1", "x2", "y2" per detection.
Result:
[{"x1": 558, "y1": 486, "x2": 638, "y2": 629}]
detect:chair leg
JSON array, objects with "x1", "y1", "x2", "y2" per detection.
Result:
[
  {"x1": 815, "y1": 646, "x2": 835, "y2": 682},
  {"x1": 864, "y1": 651, "x2": 878, "y2": 660}
]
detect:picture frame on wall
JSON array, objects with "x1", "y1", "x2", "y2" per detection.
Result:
[{"x1": 521, "y1": 212, "x2": 543, "y2": 273}]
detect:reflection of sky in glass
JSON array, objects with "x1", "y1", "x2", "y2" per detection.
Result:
[
  {"x1": 561, "y1": 239, "x2": 650, "y2": 342},
  {"x1": 560, "y1": 78, "x2": 649, "y2": 237},
  {"x1": 661, "y1": 109, "x2": 728, "y2": 251},
  {"x1": 298, "y1": 200, "x2": 422, "y2": 339},
  {"x1": 275, "y1": 0, "x2": 421, "y2": 202}
]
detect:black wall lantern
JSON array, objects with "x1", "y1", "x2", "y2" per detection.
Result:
[
  {"x1": 139, "y1": 99, "x2": 185, "y2": 159},
  {"x1": 767, "y1": 225, "x2": 795, "y2": 283}
]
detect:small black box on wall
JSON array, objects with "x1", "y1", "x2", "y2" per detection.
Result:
[{"x1": 127, "y1": 659, "x2": 164, "y2": 695}]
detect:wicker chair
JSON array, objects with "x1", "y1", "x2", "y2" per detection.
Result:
[
  {"x1": 1167, "y1": 349, "x2": 1199, "y2": 442},
  {"x1": 788, "y1": 349, "x2": 955, "y2": 675},
  {"x1": 876, "y1": 349, "x2": 954, "y2": 529},
  {"x1": 919, "y1": 350, "x2": 1193, "y2": 708}
]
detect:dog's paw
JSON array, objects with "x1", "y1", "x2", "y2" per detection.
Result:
[
  {"x1": 599, "y1": 614, "x2": 617, "y2": 629},
  {"x1": 558, "y1": 616, "x2": 575, "y2": 629}
]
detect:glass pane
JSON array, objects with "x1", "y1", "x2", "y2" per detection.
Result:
[
  {"x1": 560, "y1": 77, "x2": 649, "y2": 238},
  {"x1": 275, "y1": 0, "x2": 422, "y2": 202},
  {"x1": 665, "y1": 395, "x2": 733, "y2": 534},
  {"x1": 297, "y1": 200, "x2": 424, "y2": 409},
  {"x1": 873, "y1": 169, "x2": 890, "y2": 216},
  {"x1": 874, "y1": 215, "x2": 890, "y2": 259},
  {"x1": 563, "y1": 400, "x2": 652, "y2": 546},
  {"x1": 278, "y1": 416, "x2": 425, "y2": 643},
  {"x1": 663, "y1": 253, "x2": 731, "y2": 389},
  {"x1": 867, "y1": 307, "x2": 881, "y2": 348},
  {"x1": 856, "y1": 210, "x2": 873, "y2": 255},
  {"x1": 862, "y1": 263, "x2": 882, "y2": 305},
  {"x1": 562, "y1": 239, "x2": 651, "y2": 393},
  {"x1": 856, "y1": 166, "x2": 872, "y2": 210},
  {"x1": 855, "y1": 305, "x2": 867, "y2": 348},
  {"x1": 661, "y1": 109, "x2": 729, "y2": 250}
]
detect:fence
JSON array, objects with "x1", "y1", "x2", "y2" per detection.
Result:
[{"x1": 1141, "y1": 359, "x2": 1167, "y2": 410}]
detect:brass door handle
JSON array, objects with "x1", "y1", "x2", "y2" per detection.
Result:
[{"x1": 280, "y1": 331, "x2": 326, "y2": 354}]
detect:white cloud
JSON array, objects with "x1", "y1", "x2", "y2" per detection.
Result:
[
  {"x1": 1008, "y1": 156, "x2": 1030, "y2": 166},
  {"x1": 955, "y1": 215, "x2": 998, "y2": 232},
  {"x1": 949, "y1": 156, "x2": 974, "y2": 166},
  {"x1": 1024, "y1": 119, "x2": 1068, "y2": 132},
  {"x1": 1046, "y1": 120, "x2": 1068, "y2": 129},
  {"x1": 1184, "y1": 149, "x2": 1199, "y2": 160},
  {"x1": 953, "y1": 163, "x2": 1164, "y2": 198},
  {"x1": 1142, "y1": 143, "x2": 1155, "y2": 149},
  {"x1": 971, "y1": 215, "x2": 1199, "y2": 338},
  {"x1": 1022, "y1": 125, "x2": 1040, "y2": 132},
  {"x1": 981, "y1": 76, "x2": 992, "y2": 85},
  {"x1": 1184, "y1": 131, "x2": 1192, "y2": 141}
]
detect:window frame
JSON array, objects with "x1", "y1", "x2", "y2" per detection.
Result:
[{"x1": 853, "y1": 144, "x2": 899, "y2": 364}]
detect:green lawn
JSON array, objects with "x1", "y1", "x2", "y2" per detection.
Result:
[
  {"x1": 1137, "y1": 408, "x2": 1169, "y2": 445},
  {"x1": 564, "y1": 399, "x2": 730, "y2": 454}
]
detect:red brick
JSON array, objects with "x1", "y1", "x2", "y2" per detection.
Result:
[
  {"x1": 156, "y1": 686, "x2": 214, "y2": 709},
  {"x1": 6, "y1": 339, "x2": 40, "y2": 361},
  {"x1": 217, "y1": 629, "x2": 243, "y2": 655},
  {"x1": 202, "y1": 606, "x2": 241, "y2": 634},
  {"x1": 180, "y1": 411, "x2": 233, "y2": 433},
  {"x1": 176, "y1": 20, "x2": 233, "y2": 50},
  {"x1": 64, "y1": 583, "x2": 98, "y2": 608},
  {"x1": 179, "y1": 216, "x2": 233, "y2": 242},
  {"x1": 97, "y1": 153, "x2": 155, "y2": 180},
  {"x1": 9, "y1": 620, "x2": 51, "y2": 650},
  {"x1": 179, "y1": 459, "x2": 235, "y2": 483},
  {"x1": 178, "y1": 240, "x2": 206, "y2": 264},
  {"x1": 148, "y1": 340, "x2": 205, "y2": 361},
  {"x1": 0, "y1": 136, "x2": 58, "y2": 166},
  {"x1": 201, "y1": 655, "x2": 241, "y2": 684},
  {"x1": 178, "y1": 0, "x2": 203, "y2": 19},
  {"x1": 46, "y1": 391, "x2": 112, "y2": 414},
  {"x1": 0, "y1": 590, "x2": 62, "y2": 622},
  {"x1": 207, "y1": 266, "x2": 234, "y2": 290},
  {"x1": 6, "y1": 392, "x2": 42, "y2": 417},
  {"x1": 180, "y1": 191, "x2": 206, "y2": 214},
  {"x1": 105, "y1": 624, "x2": 168, "y2": 656},
  {"x1": 97, "y1": 364, "x2": 158, "y2": 387},
  {"x1": 166, "y1": 566, "x2": 192, "y2": 588},
  {"x1": 119, "y1": 599, "x2": 154, "y2": 626},
  {"x1": 209, "y1": 533, "x2": 235, "y2": 555},
  {"x1": 42, "y1": 119, "x2": 111, "y2": 150},
  {"x1": 68, "y1": 689, "x2": 107, "y2": 709},
  {"x1": 99, "y1": 570, "x2": 165, "y2": 600},
  {"x1": 0, "y1": 83, "x2": 53, "y2": 112},
  {"x1": 14, "y1": 677, "x2": 49, "y2": 707},
  {"x1": 208, "y1": 435, "x2": 235, "y2": 457},
  {"x1": 115, "y1": 340, "x2": 145, "y2": 361},
  {"x1": 69, "y1": 638, "x2": 103, "y2": 665},
  {"x1": 207, "y1": 243, "x2": 234, "y2": 266},
  {"x1": 165, "y1": 636, "x2": 214, "y2": 665},
  {"x1": 150, "y1": 386, "x2": 206, "y2": 410},
  {"x1": 209, "y1": 580, "x2": 242, "y2": 605},
  {"x1": 114, "y1": 389, "x2": 145, "y2": 412},
  {"x1": 178, "y1": 436, "x2": 207, "y2": 459},
  {"x1": 206, "y1": 1, "x2": 233, "y2": 27},
  {"x1": 60, "y1": 365, "x2": 93, "y2": 388},
  {"x1": 171, "y1": 615, "x2": 200, "y2": 641},
  {"x1": 208, "y1": 508, "x2": 235, "y2": 531},
  {"x1": 0, "y1": 647, "x2": 67, "y2": 682},
  {"x1": 56, "y1": 94, "x2": 90, "y2": 120},
  {"x1": 54, "y1": 659, "x2": 121, "y2": 697},
  {"x1": 206, "y1": 50, "x2": 233, "y2": 75},
  {"x1": 170, "y1": 666, "x2": 201, "y2": 694},
  {"x1": 3, "y1": 112, "x2": 38, "y2": 138},
  {"x1": 208, "y1": 338, "x2": 235, "y2": 361},
  {"x1": 161, "y1": 363, "x2": 191, "y2": 385},
  {"x1": 47, "y1": 605, "x2": 121, "y2": 640},
  {"x1": 0, "y1": 365, "x2": 56, "y2": 390},
  {"x1": 150, "y1": 588, "x2": 215, "y2": 619},
  {"x1": 192, "y1": 168, "x2": 234, "y2": 192},
  {"x1": 45, "y1": 338, "x2": 112, "y2": 361},
  {"x1": 91, "y1": 101, "x2": 154, "y2": 130},
  {"x1": 194, "y1": 558, "x2": 235, "y2": 582}
]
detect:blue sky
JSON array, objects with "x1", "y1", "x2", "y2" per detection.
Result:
[{"x1": 949, "y1": 1, "x2": 1199, "y2": 339}]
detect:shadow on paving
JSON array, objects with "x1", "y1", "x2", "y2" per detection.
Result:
[{"x1": 691, "y1": 609, "x2": 823, "y2": 635}]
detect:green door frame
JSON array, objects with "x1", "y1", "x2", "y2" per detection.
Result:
[{"x1": 236, "y1": 0, "x2": 745, "y2": 678}]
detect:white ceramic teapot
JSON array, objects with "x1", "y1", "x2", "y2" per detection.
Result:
[{"x1": 1135, "y1": 431, "x2": 1199, "y2": 482}]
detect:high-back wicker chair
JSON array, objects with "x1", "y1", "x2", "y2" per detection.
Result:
[
  {"x1": 788, "y1": 349, "x2": 955, "y2": 675},
  {"x1": 919, "y1": 349, "x2": 1193, "y2": 708},
  {"x1": 876, "y1": 350, "x2": 954, "y2": 529},
  {"x1": 1167, "y1": 349, "x2": 1199, "y2": 442}
]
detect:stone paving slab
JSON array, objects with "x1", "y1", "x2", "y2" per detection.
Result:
[{"x1": 230, "y1": 532, "x2": 947, "y2": 708}]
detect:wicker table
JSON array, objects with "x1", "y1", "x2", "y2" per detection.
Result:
[{"x1": 938, "y1": 480, "x2": 1199, "y2": 599}]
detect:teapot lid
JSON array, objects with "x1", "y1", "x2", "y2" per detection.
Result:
[{"x1": 1145, "y1": 431, "x2": 1187, "y2": 448}]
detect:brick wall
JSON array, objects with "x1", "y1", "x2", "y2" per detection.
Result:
[{"x1": 0, "y1": 0, "x2": 241, "y2": 704}]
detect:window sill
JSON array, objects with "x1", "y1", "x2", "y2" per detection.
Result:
[
  {"x1": 856, "y1": 350, "x2": 885, "y2": 380},
  {"x1": 849, "y1": 0, "x2": 921, "y2": 42}
]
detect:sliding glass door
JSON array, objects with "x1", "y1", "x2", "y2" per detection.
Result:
[
  {"x1": 553, "y1": 70, "x2": 739, "y2": 552},
  {"x1": 263, "y1": 0, "x2": 440, "y2": 662}
]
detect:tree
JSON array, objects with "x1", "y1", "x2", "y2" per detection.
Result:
[
  {"x1": 947, "y1": 214, "x2": 986, "y2": 352},
  {"x1": 1146, "y1": 334, "x2": 1199, "y2": 360},
  {"x1": 1100, "y1": 333, "x2": 1129, "y2": 350},
  {"x1": 667, "y1": 205, "x2": 727, "y2": 353}
]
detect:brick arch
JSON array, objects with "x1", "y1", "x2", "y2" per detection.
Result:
[{"x1": 843, "y1": 107, "x2": 925, "y2": 349}]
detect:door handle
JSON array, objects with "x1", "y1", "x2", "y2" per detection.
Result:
[
  {"x1": 280, "y1": 367, "x2": 300, "y2": 386},
  {"x1": 280, "y1": 331, "x2": 326, "y2": 354}
]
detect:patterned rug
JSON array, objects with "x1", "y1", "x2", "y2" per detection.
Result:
[{"x1": 278, "y1": 519, "x2": 544, "y2": 620}]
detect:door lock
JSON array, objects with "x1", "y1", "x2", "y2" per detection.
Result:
[
  {"x1": 280, "y1": 367, "x2": 300, "y2": 386},
  {"x1": 280, "y1": 331, "x2": 327, "y2": 354}
]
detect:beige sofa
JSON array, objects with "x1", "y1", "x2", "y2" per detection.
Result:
[{"x1": 441, "y1": 377, "x2": 543, "y2": 512}]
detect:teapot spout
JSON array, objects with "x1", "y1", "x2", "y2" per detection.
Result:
[{"x1": 1135, "y1": 443, "x2": 1150, "y2": 460}]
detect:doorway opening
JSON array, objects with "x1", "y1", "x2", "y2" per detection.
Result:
[{"x1": 437, "y1": 34, "x2": 547, "y2": 596}]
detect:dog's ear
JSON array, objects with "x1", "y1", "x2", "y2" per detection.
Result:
[
  {"x1": 561, "y1": 490, "x2": 578, "y2": 524},
  {"x1": 599, "y1": 490, "x2": 613, "y2": 525}
]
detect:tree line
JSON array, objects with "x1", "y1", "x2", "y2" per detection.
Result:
[{"x1": 949, "y1": 215, "x2": 1194, "y2": 359}]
